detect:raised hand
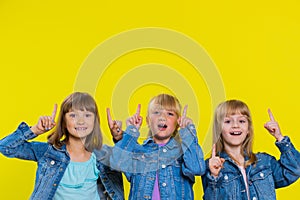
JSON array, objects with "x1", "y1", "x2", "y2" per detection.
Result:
[
  {"x1": 209, "y1": 144, "x2": 225, "y2": 178},
  {"x1": 126, "y1": 104, "x2": 143, "y2": 129},
  {"x1": 31, "y1": 104, "x2": 57, "y2": 135},
  {"x1": 178, "y1": 105, "x2": 193, "y2": 128},
  {"x1": 264, "y1": 109, "x2": 284, "y2": 142},
  {"x1": 106, "y1": 108, "x2": 123, "y2": 141}
]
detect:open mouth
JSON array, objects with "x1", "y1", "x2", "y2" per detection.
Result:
[
  {"x1": 230, "y1": 131, "x2": 242, "y2": 136},
  {"x1": 75, "y1": 127, "x2": 87, "y2": 131},
  {"x1": 158, "y1": 124, "x2": 167, "y2": 130}
]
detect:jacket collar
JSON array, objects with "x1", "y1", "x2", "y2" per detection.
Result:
[{"x1": 143, "y1": 136, "x2": 180, "y2": 150}]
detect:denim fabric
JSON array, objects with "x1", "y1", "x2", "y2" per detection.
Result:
[
  {"x1": 0, "y1": 122, "x2": 124, "y2": 200},
  {"x1": 110, "y1": 124, "x2": 205, "y2": 200},
  {"x1": 202, "y1": 136, "x2": 300, "y2": 200}
]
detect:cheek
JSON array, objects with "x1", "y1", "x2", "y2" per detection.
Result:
[{"x1": 221, "y1": 125, "x2": 230, "y2": 133}]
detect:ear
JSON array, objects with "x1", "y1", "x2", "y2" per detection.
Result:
[{"x1": 146, "y1": 116, "x2": 150, "y2": 126}]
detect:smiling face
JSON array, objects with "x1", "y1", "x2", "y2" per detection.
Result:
[
  {"x1": 65, "y1": 108, "x2": 95, "y2": 141},
  {"x1": 221, "y1": 113, "x2": 249, "y2": 149}
]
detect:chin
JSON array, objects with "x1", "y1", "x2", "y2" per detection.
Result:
[{"x1": 154, "y1": 134, "x2": 172, "y2": 141}]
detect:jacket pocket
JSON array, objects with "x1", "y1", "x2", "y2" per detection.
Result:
[
  {"x1": 249, "y1": 166, "x2": 275, "y2": 198},
  {"x1": 35, "y1": 151, "x2": 65, "y2": 192}
]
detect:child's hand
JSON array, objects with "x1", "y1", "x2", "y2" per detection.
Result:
[
  {"x1": 106, "y1": 108, "x2": 123, "y2": 141},
  {"x1": 178, "y1": 105, "x2": 193, "y2": 128},
  {"x1": 264, "y1": 109, "x2": 284, "y2": 142},
  {"x1": 126, "y1": 104, "x2": 143, "y2": 130},
  {"x1": 31, "y1": 104, "x2": 57, "y2": 135},
  {"x1": 209, "y1": 144, "x2": 225, "y2": 178}
]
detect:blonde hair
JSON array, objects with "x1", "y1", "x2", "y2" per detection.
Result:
[
  {"x1": 147, "y1": 94, "x2": 181, "y2": 138},
  {"x1": 213, "y1": 99, "x2": 256, "y2": 167},
  {"x1": 47, "y1": 92, "x2": 102, "y2": 151}
]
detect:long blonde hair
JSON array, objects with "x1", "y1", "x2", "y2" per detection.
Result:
[
  {"x1": 213, "y1": 99, "x2": 256, "y2": 167},
  {"x1": 147, "y1": 94, "x2": 181, "y2": 138},
  {"x1": 47, "y1": 92, "x2": 102, "y2": 151}
]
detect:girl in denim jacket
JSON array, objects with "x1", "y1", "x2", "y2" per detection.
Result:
[
  {"x1": 0, "y1": 92, "x2": 124, "y2": 200},
  {"x1": 202, "y1": 99, "x2": 300, "y2": 200},
  {"x1": 107, "y1": 93, "x2": 206, "y2": 200}
]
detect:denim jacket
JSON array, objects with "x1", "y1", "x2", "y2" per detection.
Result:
[
  {"x1": 110, "y1": 124, "x2": 206, "y2": 200},
  {"x1": 0, "y1": 122, "x2": 124, "y2": 200},
  {"x1": 202, "y1": 136, "x2": 300, "y2": 200}
]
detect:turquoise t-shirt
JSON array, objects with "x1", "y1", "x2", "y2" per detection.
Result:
[{"x1": 53, "y1": 153, "x2": 100, "y2": 200}]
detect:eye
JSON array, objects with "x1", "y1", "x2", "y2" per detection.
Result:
[
  {"x1": 69, "y1": 113, "x2": 76, "y2": 118},
  {"x1": 168, "y1": 112, "x2": 175, "y2": 116},
  {"x1": 153, "y1": 111, "x2": 160, "y2": 115},
  {"x1": 239, "y1": 120, "x2": 247, "y2": 123},
  {"x1": 224, "y1": 120, "x2": 231, "y2": 124}
]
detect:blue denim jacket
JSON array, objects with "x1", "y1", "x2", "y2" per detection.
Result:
[
  {"x1": 0, "y1": 122, "x2": 124, "y2": 200},
  {"x1": 202, "y1": 136, "x2": 300, "y2": 200},
  {"x1": 110, "y1": 124, "x2": 205, "y2": 200}
]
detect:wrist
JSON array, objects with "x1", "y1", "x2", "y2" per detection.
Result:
[
  {"x1": 30, "y1": 125, "x2": 42, "y2": 135},
  {"x1": 276, "y1": 135, "x2": 284, "y2": 142}
]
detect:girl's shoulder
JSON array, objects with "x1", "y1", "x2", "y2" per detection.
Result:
[
  {"x1": 251, "y1": 152, "x2": 276, "y2": 168},
  {"x1": 255, "y1": 152, "x2": 275, "y2": 160}
]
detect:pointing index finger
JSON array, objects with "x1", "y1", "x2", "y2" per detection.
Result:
[
  {"x1": 106, "y1": 108, "x2": 113, "y2": 123},
  {"x1": 268, "y1": 108, "x2": 275, "y2": 121},
  {"x1": 136, "y1": 104, "x2": 141, "y2": 116},
  {"x1": 51, "y1": 104, "x2": 58, "y2": 120},
  {"x1": 182, "y1": 105, "x2": 188, "y2": 118},
  {"x1": 212, "y1": 144, "x2": 216, "y2": 158}
]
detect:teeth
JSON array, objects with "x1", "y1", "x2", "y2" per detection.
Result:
[
  {"x1": 158, "y1": 124, "x2": 167, "y2": 128},
  {"x1": 76, "y1": 127, "x2": 87, "y2": 131},
  {"x1": 230, "y1": 131, "x2": 242, "y2": 135}
]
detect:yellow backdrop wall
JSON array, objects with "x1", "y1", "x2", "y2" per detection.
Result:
[{"x1": 0, "y1": 1, "x2": 300, "y2": 199}]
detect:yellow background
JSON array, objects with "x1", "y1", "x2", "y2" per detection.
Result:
[{"x1": 1, "y1": 0, "x2": 300, "y2": 199}]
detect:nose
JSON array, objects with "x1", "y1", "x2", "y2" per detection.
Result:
[
  {"x1": 232, "y1": 119, "x2": 239, "y2": 127},
  {"x1": 158, "y1": 113, "x2": 167, "y2": 121},
  {"x1": 76, "y1": 115, "x2": 85, "y2": 124}
]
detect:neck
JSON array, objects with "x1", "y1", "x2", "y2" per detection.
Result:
[
  {"x1": 66, "y1": 137, "x2": 90, "y2": 162},
  {"x1": 224, "y1": 145, "x2": 245, "y2": 166}
]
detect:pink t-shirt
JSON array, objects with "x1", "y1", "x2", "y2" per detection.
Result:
[
  {"x1": 238, "y1": 165, "x2": 250, "y2": 200},
  {"x1": 152, "y1": 143, "x2": 166, "y2": 200}
]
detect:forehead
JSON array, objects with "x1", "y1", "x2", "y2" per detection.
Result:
[
  {"x1": 67, "y1": 107, "x2": 92, "y2": 112},
  {"x1": 225, "y1": 113, "x2": 247, "y2": 119},
  {"x1": 149, "y1": 103, "x2": 174, "y2": 111}
]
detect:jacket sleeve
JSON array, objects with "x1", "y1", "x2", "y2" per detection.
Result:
[
  {"x1": 179, "y1": 124, "x2": 206, "y2": 182},
  {"x1": 201, "y1": 159, "x2": 226, "y2": 200},
  {"x1": 109, "y1": 125, "x2": 142, "y2": 182},
  {"x1": 272, "y1": 136, "x2": 300, "y2": 188},
  {"x1": 97, "y1": 162, "x2": 125, "y2": 200},
  {"x1": 0, "y1": 122, "x2": 44, "y2": 161}
]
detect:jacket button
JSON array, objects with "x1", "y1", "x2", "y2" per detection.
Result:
[
  {"x1": 259, "y1": 172, "x2": 264, "y2": 178},
  {"x1": 252, "y1": 197, "x2": 257, "y2": 200},
  {"x1": 163, "y1": 148, "x2": 167, "y2": 153},
  {"x1": 53, "y1": 183, "x2": 57, "y2": 187},
  {"x1": 162, "y1": 183, "x2": 167, "y2": 187},
  {"x1": 50, "y1": 160, "x2": 55, "y2": 165},
  {"x1": 161, "y1": 164, "x2": 166, "y2": 169},
  {"x1": 224, "y1": 175, "x2": 228, "y2": 180}
]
